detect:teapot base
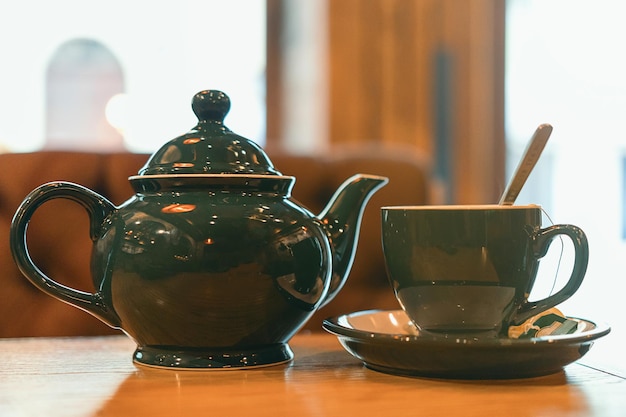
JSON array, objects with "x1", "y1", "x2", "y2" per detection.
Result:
[{"x1": 132, "y1": 343, "x2": 294, "y2": 370}]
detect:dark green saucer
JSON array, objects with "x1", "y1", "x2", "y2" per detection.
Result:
[{"x1": 323, "y1": 309, "x2": 610, "y2": 379}]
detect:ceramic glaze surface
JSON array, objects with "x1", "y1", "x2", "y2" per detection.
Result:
[
  {"x1": 95, "y1": 188, "x2": 331, "y2": 348},
  {"x1": 10, "y1": 90, "x2": 388, "y2": 369},
  {"x1": 323, "y1": 309, "x2": 610, "y2": 379},
  {"x1": 381, "y1": 205, "x2": 589, "y2": 335}
]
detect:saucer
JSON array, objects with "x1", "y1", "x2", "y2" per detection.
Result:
[{"x1": 322, "y1": 309, "x2": 610, "y2": 379}]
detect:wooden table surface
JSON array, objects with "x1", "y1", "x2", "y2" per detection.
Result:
[{"x1": 1, "y1": 333, "x2": 624, "y2": 417}]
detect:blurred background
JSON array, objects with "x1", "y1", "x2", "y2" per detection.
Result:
[{"x1": 1, "y1": 0, "x2": 624, "y2": 368}]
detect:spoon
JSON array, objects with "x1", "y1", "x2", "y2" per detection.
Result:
[{"x1": 498, "y1": 123, "x2": 553, "y2": 205}]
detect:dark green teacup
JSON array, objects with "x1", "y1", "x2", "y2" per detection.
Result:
[{"x1": 381, "y1": 204, "x2": 588, "y2": 336}]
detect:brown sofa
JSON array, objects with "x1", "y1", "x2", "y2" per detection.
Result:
[{"x1": 0, "y1": 148, "x2": 431, "y2": 337}]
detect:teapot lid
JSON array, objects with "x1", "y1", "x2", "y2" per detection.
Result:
[{"x1": 137, "y1": 90, "x2": 282, "y2": 176}]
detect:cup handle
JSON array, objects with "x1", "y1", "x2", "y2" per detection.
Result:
[
  {"x1": 10, "y1": 182, "x2": 121, "y2": 328},
  {"x1": 510, "y1": 224, "x2": 589, "y2": 325}
]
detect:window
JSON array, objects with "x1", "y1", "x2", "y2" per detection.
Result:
[
  {"x1": 506, "y1": 0, "x2": 625, "y2": 370},
  {"x1": 0, "y1": 0, "x2": 266, "y2": 153},
  {"x1": 46, "y1": 38, "x2": 125, "y2": 151}
]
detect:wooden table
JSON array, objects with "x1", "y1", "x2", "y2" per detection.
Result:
[{"x1": 1, "y1": 333, "x2": 624, "y2": 417}]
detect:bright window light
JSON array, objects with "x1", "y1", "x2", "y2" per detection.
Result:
[{"x1": 0, "y1": 0, "x2": 266, "y2": 153}]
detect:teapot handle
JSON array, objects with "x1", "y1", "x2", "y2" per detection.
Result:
[{"x1": 10, "y1": 182, "x2": 121, "y2": 328}]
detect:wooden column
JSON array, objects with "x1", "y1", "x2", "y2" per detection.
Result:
[
  {"x1": 327, "y1": 0, "x2": 505, "y2": 203},
  {"x1": 268, "y1": 0, "x2": 505, "y2": 203}
]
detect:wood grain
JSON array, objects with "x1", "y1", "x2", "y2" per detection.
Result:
[{"x1": 1, "y1": 333, "x2": 623, "y2": 416}]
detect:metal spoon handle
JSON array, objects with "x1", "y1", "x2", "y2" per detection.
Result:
[{"x1": 499, "y1": 123, "x2": 553, "y2": 205}]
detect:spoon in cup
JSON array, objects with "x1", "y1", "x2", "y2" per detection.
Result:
[{"x1": 499, "y1": 123, "x2": 553, "y2": 205}]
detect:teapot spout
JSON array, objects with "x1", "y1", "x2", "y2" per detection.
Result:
[{"x1": 318, "y1": 174, "x2": 388, "y2": 307}]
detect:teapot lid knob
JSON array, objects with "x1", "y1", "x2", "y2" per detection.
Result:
[{"x1": 191, "y1": 90, "x2": 230, "y2": 124}]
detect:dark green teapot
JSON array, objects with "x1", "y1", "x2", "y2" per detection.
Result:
[{"x1": 10, "y1": 90, "x2": 387, "y2": 369}]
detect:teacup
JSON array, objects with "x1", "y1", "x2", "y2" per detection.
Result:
[{"x1": 381, "y1": 204, "x2": 588, "y2": 336}]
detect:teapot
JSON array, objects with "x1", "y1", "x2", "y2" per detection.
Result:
[{"x1": 10, "y1": 90, "x2": 388, "y2": 369}]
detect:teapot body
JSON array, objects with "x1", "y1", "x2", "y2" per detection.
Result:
[
  {"x1": 96, "y1": 183, "x2": 332, "y2": 348},
  {"x1": 10, "y1": 90, "x2": 388, "y2": 368}
]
